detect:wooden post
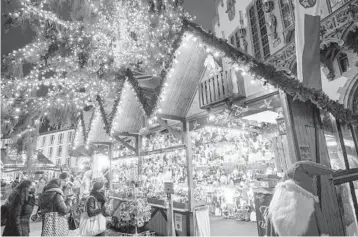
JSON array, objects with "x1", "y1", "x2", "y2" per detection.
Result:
[
  {"x1": 108, "y1": 143, "x2": 113, "y2": 191},
  {"x1": 183, "y1": 119, "x2": 194, "y2": 211},
  {"x1": 280, "y1": 95, "x2": 346, "y2": 236},
  {"x1": 136, "y1": 135, "x2": 142, "y2": 179}
]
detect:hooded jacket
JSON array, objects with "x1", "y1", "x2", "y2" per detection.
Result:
[{"x1": 39, "y1": 183, "x2": 71, "y2": 217}]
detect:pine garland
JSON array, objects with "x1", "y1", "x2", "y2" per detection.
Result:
[
  {"x1": 108, "y1": 77, "x2": 125, "y2": 134},
  {"x1": 148, "y1": 20, "x2": 358, "y2": 123},
  {"x1": 96, "y1": 95, "x2": 111, "y2": 136}
]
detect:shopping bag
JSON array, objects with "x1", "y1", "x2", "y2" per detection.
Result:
[
  {"x1": 42, "y1": 212, "x2": 69, "y2": 236},
  {"x1": 79, "y1": 212, "x2": 106, "y2": 236},
  {"x1": 68, "y1": 211, "x2": 80, "y2": 230}
]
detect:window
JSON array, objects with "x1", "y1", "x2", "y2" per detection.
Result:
[
  {"x1": 279, "y1": 0, "x2": 294, "y2": 30},
  {"x1": 58, "y1": 133, "x2": 64, "y2": 144},
  {"x1": 50, "y1": 135, "x2": 55, "y2": 145},
  {"x1": 56, "y1": 159, "x2": 61, "y2": 166},
  {"x1": 49, "y1": 147, "x2": 54, "y2": 158},
  {"x1": 328, "y1": 0, "x2": 349, "y2": 12},
  {"x1": 57, "y1": 146, "x2": 63, "y2": 157},
  {"x1": 229, "y1": 29, "x2": 241, "y2": 49},
  {"x1": 41, "y1": 137, "x2": 46, "y2": 147},
  {"x1": 67, "y1": 158, "x2": 71, "y2": 167},
  {"x1": 68, "y1": 132, "x2": 72, "y2": 143},
  {"x1": 248, "y1": 0, "x2": 270, "y2": 60},
  {"x1": 338, "y1": 53, "x2": 349, "y2": 74}
]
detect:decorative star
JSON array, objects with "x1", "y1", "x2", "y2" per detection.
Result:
[{"x1": 260, "y1": 99, "x2": 273, "y2": 109}]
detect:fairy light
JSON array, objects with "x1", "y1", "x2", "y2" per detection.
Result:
[{"x1": 2, "y1": 0, "x2": 192, "y2": 140}]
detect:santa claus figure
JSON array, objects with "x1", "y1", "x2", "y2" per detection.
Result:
[{"x1": 266, "y1": 161, "x2": 333, "y2": 236}]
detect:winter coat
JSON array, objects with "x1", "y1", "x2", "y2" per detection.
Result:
[
  {"x1": 39, "y1": 187, "x2": 71, "y2": 217},
  {"x1": 2, "y1": 191, "x2": 35, "y2": 236},
  {"x1": 86, "y1": 191, "x2": 109, "y2": 218}
]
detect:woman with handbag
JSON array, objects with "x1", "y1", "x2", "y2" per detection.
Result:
[
  {"x1": 39, "y1": 178, "x2": 73, "y2": 236},
  {"x1": 2, "y1": 180, "x2": 36, "y2": 236},
  {"x1": 80, "y1": 181, "x2": 109, "y2": 236}
]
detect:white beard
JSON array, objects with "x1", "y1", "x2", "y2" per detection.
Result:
[{"x1": 268, "y1": 180, "x2": 319, "y2": 236}]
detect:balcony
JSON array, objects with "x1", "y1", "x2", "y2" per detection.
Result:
[{"x1": 199, "y1": 70, "x2": 245, "y2": 109}]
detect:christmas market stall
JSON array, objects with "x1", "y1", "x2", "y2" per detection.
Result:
[{"x1": 127, "y1": 20, "x2": 358, "y2": 236}]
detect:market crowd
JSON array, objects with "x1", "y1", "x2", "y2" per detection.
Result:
[{"x1": 1, "y1": 172, "x2": 111, "y2": 236}]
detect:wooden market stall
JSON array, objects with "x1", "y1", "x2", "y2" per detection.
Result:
[{"x1": 86, "y1": 20, "x2": 358, "y2": 236}]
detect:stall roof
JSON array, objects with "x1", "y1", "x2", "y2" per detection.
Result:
[
  {"x1": 37, "y1": 152, "x2": 54, "y2": 166},
  {"x1": 149, "y1": 20, "x2": 357, "y2": 123},
  {"x1": 110, "y1": 80, "x2": 147, "y2": 134},
  {"x1": 1, "y1": 149, "x2": 54, "y2": 166}
]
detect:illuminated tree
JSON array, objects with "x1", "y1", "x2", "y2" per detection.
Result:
[{"x1": 1, "y1": 0, "x2": 190, "y2": 153}]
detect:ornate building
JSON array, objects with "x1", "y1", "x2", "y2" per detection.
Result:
[{"x1": 213, "y1": 0, "x2": 358, "y2": 112}]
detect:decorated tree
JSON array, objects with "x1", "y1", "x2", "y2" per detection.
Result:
[{"x1": 1, "y1": 0, "x2": 190, "y2": 159}]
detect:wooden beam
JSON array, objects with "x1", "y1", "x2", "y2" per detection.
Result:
[
  {"x1": 113, "y1": 136, "x2": 136, "y2": 152},
  {"x1": 157, "y1": 113, "x2": 185, "y2": 123},
  {"x1": 157, "y1": 117, "x2": 182, "y2": 140},
  {"x1": 183, "y1": 119, "x2": 194, "y2": 211},
  {"x1": 114, "y1": 132, "x2": 138, "y2": 137},
  {"x1": 108, "y1": 144, "x2": 113, "y2": 191},
  {"x1": 137, "y1": 135, "x2": 142, "y2": 180},
  {"x1": 333, "y1": 168, "x2": 358, "y2": 185}
]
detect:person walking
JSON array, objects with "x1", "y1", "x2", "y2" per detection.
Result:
[
  {"x1": 80, "y1": 181, "x2": 109, "y2": 236},
  {"x1": 2, "y1": 179, "x2": 36, "y2": 236},
  {"x1": 11, "y1": 177, "x2": 20, "y2": 189},
  {"x1": 39, "y1": 178, "x2": 73, "y2": 236}
]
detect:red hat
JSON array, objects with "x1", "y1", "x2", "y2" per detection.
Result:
[{"x1": 282, "y1": 161, "x2": 334, "y2": 194}]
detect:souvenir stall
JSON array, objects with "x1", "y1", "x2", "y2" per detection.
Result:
[
  {"x1": 85, "y1": 20, "x2": 357, "y2": 236},
  {"x1": 126, "y1": 21, "x2": 358, "y2": 236}
]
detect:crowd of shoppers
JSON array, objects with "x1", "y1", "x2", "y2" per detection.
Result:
[{"x1": 1, "y1": 171, "x2": 111, "y2": 236}]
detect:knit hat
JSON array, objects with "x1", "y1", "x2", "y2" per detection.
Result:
[
  {"x1": 92, "y1": 181, "x2": 104, "y2": 191},
  {"x1": 282, "y1": 161, "x2": 334, "y2": 193}
]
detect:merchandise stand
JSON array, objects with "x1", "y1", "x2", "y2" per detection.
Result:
[{"x1": 71, "y1": 20, "x2": 358, "y2": 236}]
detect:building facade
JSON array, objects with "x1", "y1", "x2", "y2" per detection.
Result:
[
  {"x1": 36, "y1": 129, "x2": 75, "y2": 170},
  {"x1": 212, "y1": 0, "x2": 358, "y2": 112}
]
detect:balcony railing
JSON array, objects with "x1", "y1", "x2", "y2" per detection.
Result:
[{"x1": 199, "y1": 70, "x2": 245, "y2": 109}]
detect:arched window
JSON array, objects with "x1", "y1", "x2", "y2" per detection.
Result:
[{"x1": 338, "y1": 52, "x2": 349, "y2": 74}]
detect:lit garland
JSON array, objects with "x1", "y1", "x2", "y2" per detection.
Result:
[{"x1": 73, "y1": 112, "x2": 86, "y2": 148}]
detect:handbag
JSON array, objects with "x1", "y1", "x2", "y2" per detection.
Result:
[
  {"x1": 1, "y1": 203, "x2": 9, "y2": 226},
  {"x1": 79, "y1": 196, "x2": 107, "y2": 236},
  {"x1": 41, "y1": 194, "x2": 69, "y2": 236},
  {"x1": 68, "y1": 211, "x2": 80, "y2": 230}
]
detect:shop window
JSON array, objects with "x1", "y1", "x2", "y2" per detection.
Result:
[
  {"x1": 50, "y1": 135, "x2": 55, "y2": 145},
  {"x1": 279, "y1": 0, "x2": 295, "y2": 30},
  {"x1": 338, "y1": 53, "x2": 349, "y2": 74},
  {"x1": 248, "y1": 0, "x2": 270, "y2": 59},
  {"x1": 327, "y1": 0, "x2": 349, "y2": 12},
  {"x1": 58, "y1": 133, "x2": 64, "y2": 145}
]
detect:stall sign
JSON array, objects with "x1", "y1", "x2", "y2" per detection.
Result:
[
  {"x1": 164, "y1": 182, "x2": 174, "y2": 194},
  {"x1": 174, "y1": 213, "x2": 183, "y2": 232}
]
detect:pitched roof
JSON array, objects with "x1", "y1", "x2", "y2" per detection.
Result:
[{"x1": 150, "y1": 20, "x2": 357, "y2": 123}]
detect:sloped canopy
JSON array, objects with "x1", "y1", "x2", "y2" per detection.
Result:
[
  {"x1": 148, "y1": 20, "x2": 357, "y2": 123},
  {"x1": 73, "y1": 112, "x2": 87, "y2": 148},
  {"x1": 110, "y1": 80, "x2": 147, "y2": 134},
  {"x1": 36, "y1": 152, "x2": 54, "y2": 165},
  {"x1": 86, "y1": 106, "x2": 112, "y2": 144}
]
